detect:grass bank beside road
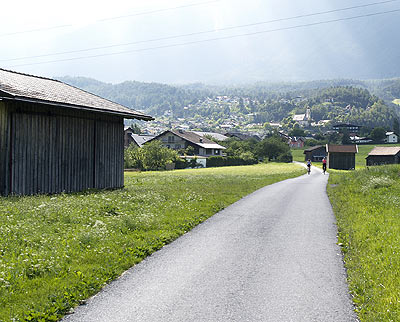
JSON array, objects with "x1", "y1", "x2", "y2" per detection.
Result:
[
  {"x1": 0, "y1": 163, "x2": 305, "y2": 322},
  {"x1": 328, "y1": 165, "x2": 400, "y2": 321}
]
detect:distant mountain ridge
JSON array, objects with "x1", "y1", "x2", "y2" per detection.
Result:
[{"x1": 58, "y1": 75, "x2": 400, "y2": 113}]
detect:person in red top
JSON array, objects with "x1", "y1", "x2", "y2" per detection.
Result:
[{"x1": 322, "y1": 157, "x2": 327, "y2": 174}]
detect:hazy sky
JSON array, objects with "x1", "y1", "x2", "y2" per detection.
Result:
[{"x1": 1, "y1": 0, "x2": 399, "y2": 84}]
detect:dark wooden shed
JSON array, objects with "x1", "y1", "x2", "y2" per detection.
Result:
[
  {"x1": 0, "y1": 69, "x2": 153, "y2": 196},
  {"x1": 326, "y1": 144, "x2": 358, "y2": 170},
  {"x1": 366, "y1": 147, "x2": 400, "y2": 166},
  {"x1": 303, "y1": 145, "x2": 326, "y2": 162}
]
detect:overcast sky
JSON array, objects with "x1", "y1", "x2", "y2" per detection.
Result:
[{"x1": 1, "y1": 0, "x2": 399, "y2": 84}]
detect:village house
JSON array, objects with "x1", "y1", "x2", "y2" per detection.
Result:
[
  {"x1": 366, "y1": 147, "x2": 400, "y2": 166},
  {"x1": 386, "y1": 131, "x2": 399, "y2": 143},
  {"x1": 193, "y1": 131, "x2": 229, "y2": 141},
  {"x1": 0, "y1": 69, "x2": 153, "y2": 196},
  {"x1": 124, "y1": 126, "x2": 134, "y2": 147},
  {"x1": 332, "y1": 123, "x2": 360, "y2": 135},
  {"x1": 288, "y1": 137, "x2": 305, "y2": 148},
  {"x1": 124, "y1": 126, "x2": 154, "y2": 148},
  {"x1": 326, "y1": 144, "x2": 358, "y2": 170},
  {"x1": 148, "y1": 129, "x2": 226, "y2": 157},
  {"x1": 225, "y1": 132, "x2": 261, "y2": 141},
  {"x1": 303, "y1": 145, "x2": 327, "y2": 162}
]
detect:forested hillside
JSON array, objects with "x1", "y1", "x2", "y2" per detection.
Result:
[{"x1": 58, "y1": 76, "x2": 400, "y2": 129}]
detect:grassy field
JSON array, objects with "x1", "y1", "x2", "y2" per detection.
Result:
[
  {"x1": 292, "y1": 144, "x2": 400, "y2": 168},
  {"x1": 328, "y1": 165, "x2": 400, "y2": 321},
  {"x1": 0, "y1": 163, "x2": 305, "y2": 321}
]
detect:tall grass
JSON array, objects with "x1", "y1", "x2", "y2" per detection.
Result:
[
  {"x1": 0, "y1": 163, "x2": 304, "y2": 321},
  {"x1": 328, "y1": 165, "x2": 400, "y2": 321}
]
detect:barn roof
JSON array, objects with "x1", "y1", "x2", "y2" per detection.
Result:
[
  {"x1": 326, "y1": 144, "x2": 358, "y2": 153},
  {"x1": 0, "y1": 68, "x2": 153, "y2": 120},
  {"x1": 367, "y1": 146, "x2": 400, "y2": 156},
  {"x1": 303, "y1": 145, "x2": 325, "y2": 153}
]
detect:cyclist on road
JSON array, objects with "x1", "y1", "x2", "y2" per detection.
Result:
[
  {"x1": 322, "y1": 157, "x2": 327, "y2": 174},
  {"x1": 306, "y1": 159, "x2": 312, "y2": 175}
]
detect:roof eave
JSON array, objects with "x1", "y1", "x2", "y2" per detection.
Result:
[{"x1": 1, "y1": 96, "x2": 154, "y2": 121}]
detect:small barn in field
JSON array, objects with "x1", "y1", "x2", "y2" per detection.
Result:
[
  {"x1": 303, "y1": 145, "x2": 326, "y2": 162},
  {"x1": 0, "y1": 69, "x2": 153, "y2": 196},
  {"x1": 366, "y1": 146, "x2": 400, "y2": 166},
  {"x1": 326, "y1": 144, "x2": 358, "y2": 170}
]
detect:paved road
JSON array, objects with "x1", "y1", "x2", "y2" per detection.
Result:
[{"x1": 63, "y1": 166, "x2": 357, "y2": 322}]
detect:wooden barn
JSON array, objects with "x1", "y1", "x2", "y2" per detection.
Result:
[
  {"x1": 366, "y1": 147, "x2": 400, "y2": 166},
  {"x1": 326, "y1": 144, "x2": 358, "y2": 170},
  {"x1": 303, "y1": 145, "x2": 326, "y2": 162},
  {"x1": 0, "y1": 69, "x2": 153, "y2": 196}
]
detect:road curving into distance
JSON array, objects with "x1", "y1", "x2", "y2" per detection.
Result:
[{"x1": 63, "y1": 165, "x2": 357, "y2": 322}]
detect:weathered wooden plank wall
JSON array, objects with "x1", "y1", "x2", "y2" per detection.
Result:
[
  {"x1": 2, "y1": 101, "x2": 124, "y2": 195},
  {"x1": 0, "y1": 102, "x2": 7, "y2": 195}
]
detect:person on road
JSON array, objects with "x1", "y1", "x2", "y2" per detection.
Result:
[
  {"x1": 306, "y1": 159, "x2": 312, "y2": 175},
  {"x1": 322, "y1": 157, "x2": 327, "y2": 174}
]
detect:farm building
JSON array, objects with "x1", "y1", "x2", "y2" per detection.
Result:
[
  {"x1": 326, "y1": 144, "x2": 358, "y2": 170},
  {"x1": 148, "y1": 129, "x2": 226, "y2": 157},
  {"x1": 366, "y1": 147, "x2": 400, "y2": 166},
  {"x1": 0, "y1": 69, "x2": 153, "y2": 196},
  {"x1": 303, "y1": 145, "x2": 327, "y2": 162}
]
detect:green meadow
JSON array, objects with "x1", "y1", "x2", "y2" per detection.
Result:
[
  {"x1": 328, "y1": 165, "x2": 400, "y2": 321},
  {"x1": 0, "y1": 163, "x2": 305, "y2": 321}
]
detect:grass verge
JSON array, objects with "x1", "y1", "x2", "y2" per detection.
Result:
[
  {"x1": 327, "y1": 165, "x2": 400, "y2": 321},
  {"x1": 0, "y1": 163, "x2": 304, "y2": 321}
]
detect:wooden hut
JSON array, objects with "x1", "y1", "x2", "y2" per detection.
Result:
[
  {"x1": 303, "y1": 145, "x2": 326, "y2": 162},
  {"x1": 326, "y1": 144, "x2": 358, "y2": 170},
  {"x1": 0, "y1": 69, "x2": 153, "y2": 196},
  {"x1": 366, "y1": 147, "x2": 400, "y2": 166}
]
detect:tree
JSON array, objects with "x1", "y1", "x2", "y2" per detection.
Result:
[
  {"x1": 341, "y1": 129, "x2": 351, "y2": 144},
  {"x1": 124, "y1": 140, "x2": 179, "y2": 170},
  {"x1": 130, "y1": 123, "x2": 141, "y2": 134},
  {"x1": 370, "y1": 127, "x2": 386, "y2": 142},
  {"x1": 141, "y1": 140, "x2": 179, "y2": 170},
  {"x1": 289, "y1": 125, "x2": 305, "y2": 137},
  {"x1": 393, "y1": 117, "x2": 400, "y2": 135},
  {"x1": 257, "y1": 137, "x2": 291, "y2": 161}
]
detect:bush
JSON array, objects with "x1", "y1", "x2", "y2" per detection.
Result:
[
  {"x1": 206, "y1": 156, "x2": 258, "y2": 168},
  {"x1": 276, "y1": 152, "x2": 293, "y2": 163},
  {"x1": 124, "y1": 141, "x2": 179, "y2": 171}
]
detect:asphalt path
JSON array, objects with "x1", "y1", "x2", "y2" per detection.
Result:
[{"x1": 63, "y1": 165, "x2": 357, "y2": 322}]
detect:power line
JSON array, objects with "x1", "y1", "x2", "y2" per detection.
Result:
[
  {"x1": 1, "y1": 0, "x2": 398, "y2": 63},
  {"x1": 99, "y1": 0, "x2": 221, "y2": 22},
  {"x1": 0, "y1": 0, "x2": 221, "y2": 38},
  {"x1": 6, "y1": 8, "x2": 400, "y2": 68},
  {"x1": 0, "y1": 24, "x2": 73, "y2": 38}
]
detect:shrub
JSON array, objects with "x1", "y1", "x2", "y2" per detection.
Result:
[
  {"x1": 206, "y1": 156, "x2": 258, "y2": 167},
  {"x1": 276, "y1": 152, "x2": 293, "y2": 163},
  {"x1": 124, "y1": 141, "x2": 179, "y2": 171}
]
